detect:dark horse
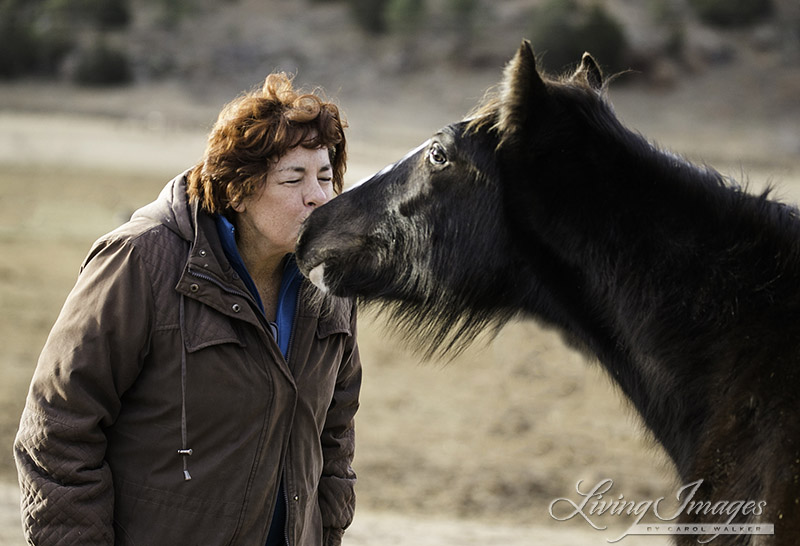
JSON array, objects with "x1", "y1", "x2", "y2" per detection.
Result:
[{"x1": 296, "y1": 41, "x2": 800, "y2": 544}]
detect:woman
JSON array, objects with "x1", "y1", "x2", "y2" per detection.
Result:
[{"x1": 14, "y1": 73, "x2": 361, "y2": 546}]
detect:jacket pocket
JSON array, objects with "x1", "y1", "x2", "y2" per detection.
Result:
[
  {"x1": 181, "y1": 298, "x2": 245, "y2": 352},
  {"x1": 114, "y1": 479, "x2": 240, "y2": 546}
]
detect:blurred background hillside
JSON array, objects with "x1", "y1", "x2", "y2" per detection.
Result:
[
  {"x1": 2, "y1": 0, "x2": 799, "y2": 108},
  {"x1": 1, "y1": 0, "x2": 799, "y2": 544}
]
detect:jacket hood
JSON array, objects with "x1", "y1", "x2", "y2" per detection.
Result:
[{"x1": 131, "y1": 170, "x2": 196, "y2": 242}]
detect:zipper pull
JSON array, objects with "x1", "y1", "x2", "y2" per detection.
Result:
[{"x1": 178, "y1": 448, "x2": 193, "y2": 480}]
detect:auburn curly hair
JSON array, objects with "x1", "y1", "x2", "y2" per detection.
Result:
[{"x1": 187, "y1": 73, "x2": 347, "y2": 214}]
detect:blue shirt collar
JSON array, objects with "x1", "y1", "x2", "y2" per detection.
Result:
[{"x1": 214, "y1": 214, "x2": 303, "y2": 358}]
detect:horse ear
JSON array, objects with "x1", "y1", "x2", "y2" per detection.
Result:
[
  {"x1": 573, "y1": 52, "x2": 603, "y2": 91},
  {"x1": 497, "y1": 40, "x2": 547, "y2": 142}
]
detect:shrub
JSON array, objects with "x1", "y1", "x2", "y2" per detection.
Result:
[
  {"x1": 33, "y1": 28, "x2": 75, "y2": 75},
  {"x1": 580, "y1": 4, "x2": 627, "y2": 70},
  {"x1": 530, "y1": 0, "x2": 628, "y2": 74},
  {"x1": 348, "y1": 0, "x2": 391, "y2": 34},
  {"x1": 449, "y1": 0, "x2": 478, "y2": 17},
  {"x1": 386, "y1": 0, "x2": 425, "y2": 33},
  {"x1": 144, "y1": 0, "x2": 198, "y2": 29},
  {"x1": 88, "y1": 0, "x2": 132, "y2": 29},
  {"x1": 0, "y1": 18, "x2": 39, "y2": 78},
  {"x1": 529, "y1": 0, "x2": 582, "y2": 72},
  {"x1": 72, "y1": 39, "x2": 133, "y2": 86},
  {"x1": 0, "y1": 0, "x2": 130, "y2": 79},
  {"x1": 40, "y1": 0, "x2": 132, "y2": 29},
  {"x1": 688, "y1": 0, "x2": 773, "y2": 28}
]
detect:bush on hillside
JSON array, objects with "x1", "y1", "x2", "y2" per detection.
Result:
[
  {"x1": 530, "y1": 0, "x2": 628, "y2": 74},
  {"x1": 0, "y1": 0, "x2": 131, "y2": 79},
  {"x1": 89, "y1": 0, "x2": 132, "y2": 29},
  {"x1": 348, "y1": 0, "x2": 391, "y2": 35},
  {"x1": 386, "y1": 0, "x2": 425, "y2": 33},
  {"x1": 0, "y1": 17, "x2": 39, "y2": 78},
  {"x1": 688, "y1": 0, "x2": 773, "y2": 28},
  {"x1": 72, "y1": 39, "x2": 133, "y2": 86}
]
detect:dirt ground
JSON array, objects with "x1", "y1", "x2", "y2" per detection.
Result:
[{"x1": 1, "y1": 47, "x2": 799, "y2": 544}]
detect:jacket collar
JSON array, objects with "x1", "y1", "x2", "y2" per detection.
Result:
[
  {"x1": 131, "y1": 171, "x2": 256, "y2": 316},
  {"x1": 132, "y1": 169, "x2": 196, "y2": 243},
  {"x1": 131, "y1": 171, "x2": 354, "y2": 335}
]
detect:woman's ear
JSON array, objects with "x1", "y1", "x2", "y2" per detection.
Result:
[{"x1": 231, "y1": 199, "x2": 245, "y2": 213}]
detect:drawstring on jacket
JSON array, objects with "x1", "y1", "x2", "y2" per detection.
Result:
[{"x1": 177, "y1": 294, "x2": 193, "y2": 480}]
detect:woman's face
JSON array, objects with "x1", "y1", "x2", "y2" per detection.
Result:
[{"x1": 234, "y1": 146, "x2": 334, "y2": 258}]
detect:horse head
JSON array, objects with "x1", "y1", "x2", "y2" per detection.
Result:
[{"x1": 296, "y1": 41, "x2": 608, "y2": 355}]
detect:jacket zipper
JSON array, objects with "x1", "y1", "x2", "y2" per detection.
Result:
[
  {"x1": 282, "y1": 473, "x2": 291, "y2": 546},
  {"x1": 190, "y1": 266, "x2": 295, "y2": 544},
  {"x1": 283, "y1": 283, "x2": 303, "y2": 364},
  {"x1": 280, "y1": 282, "x2": 304, "y2": 546},
  {"x1": 188, "y1": 268, "x2": 253, "y2": 303}
]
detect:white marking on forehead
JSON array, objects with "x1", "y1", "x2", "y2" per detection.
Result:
[
  {"x1": 399, "y1": 139, "x2": 432, "y2": 163},
  {"x1": 345, "y1": 139, "x2": 431, "y2": 192}
]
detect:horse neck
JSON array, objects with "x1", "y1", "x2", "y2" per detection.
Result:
[{"x1": 518, "y1": 137, "x2": 771, "y2": 474}]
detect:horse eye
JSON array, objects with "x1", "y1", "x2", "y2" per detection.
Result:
[{"x1": 428, "y1": 143, "x2": 447, "y2": 166}]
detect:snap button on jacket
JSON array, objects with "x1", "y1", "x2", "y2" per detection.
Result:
[{"x1": 14, "y1": 173, "x2": 361, "y2": 546}]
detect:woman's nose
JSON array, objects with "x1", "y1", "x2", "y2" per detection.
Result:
[{"x1": 305, "y1": 181, "x2": 330, "y2": 208}]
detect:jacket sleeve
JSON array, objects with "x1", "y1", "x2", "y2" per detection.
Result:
[
  {"x1": 13, "y1": 236, "x2": 153, "y2": 546},
  {"x1": 318, "y1": 302, "x2": 362, "y2": 546}
]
